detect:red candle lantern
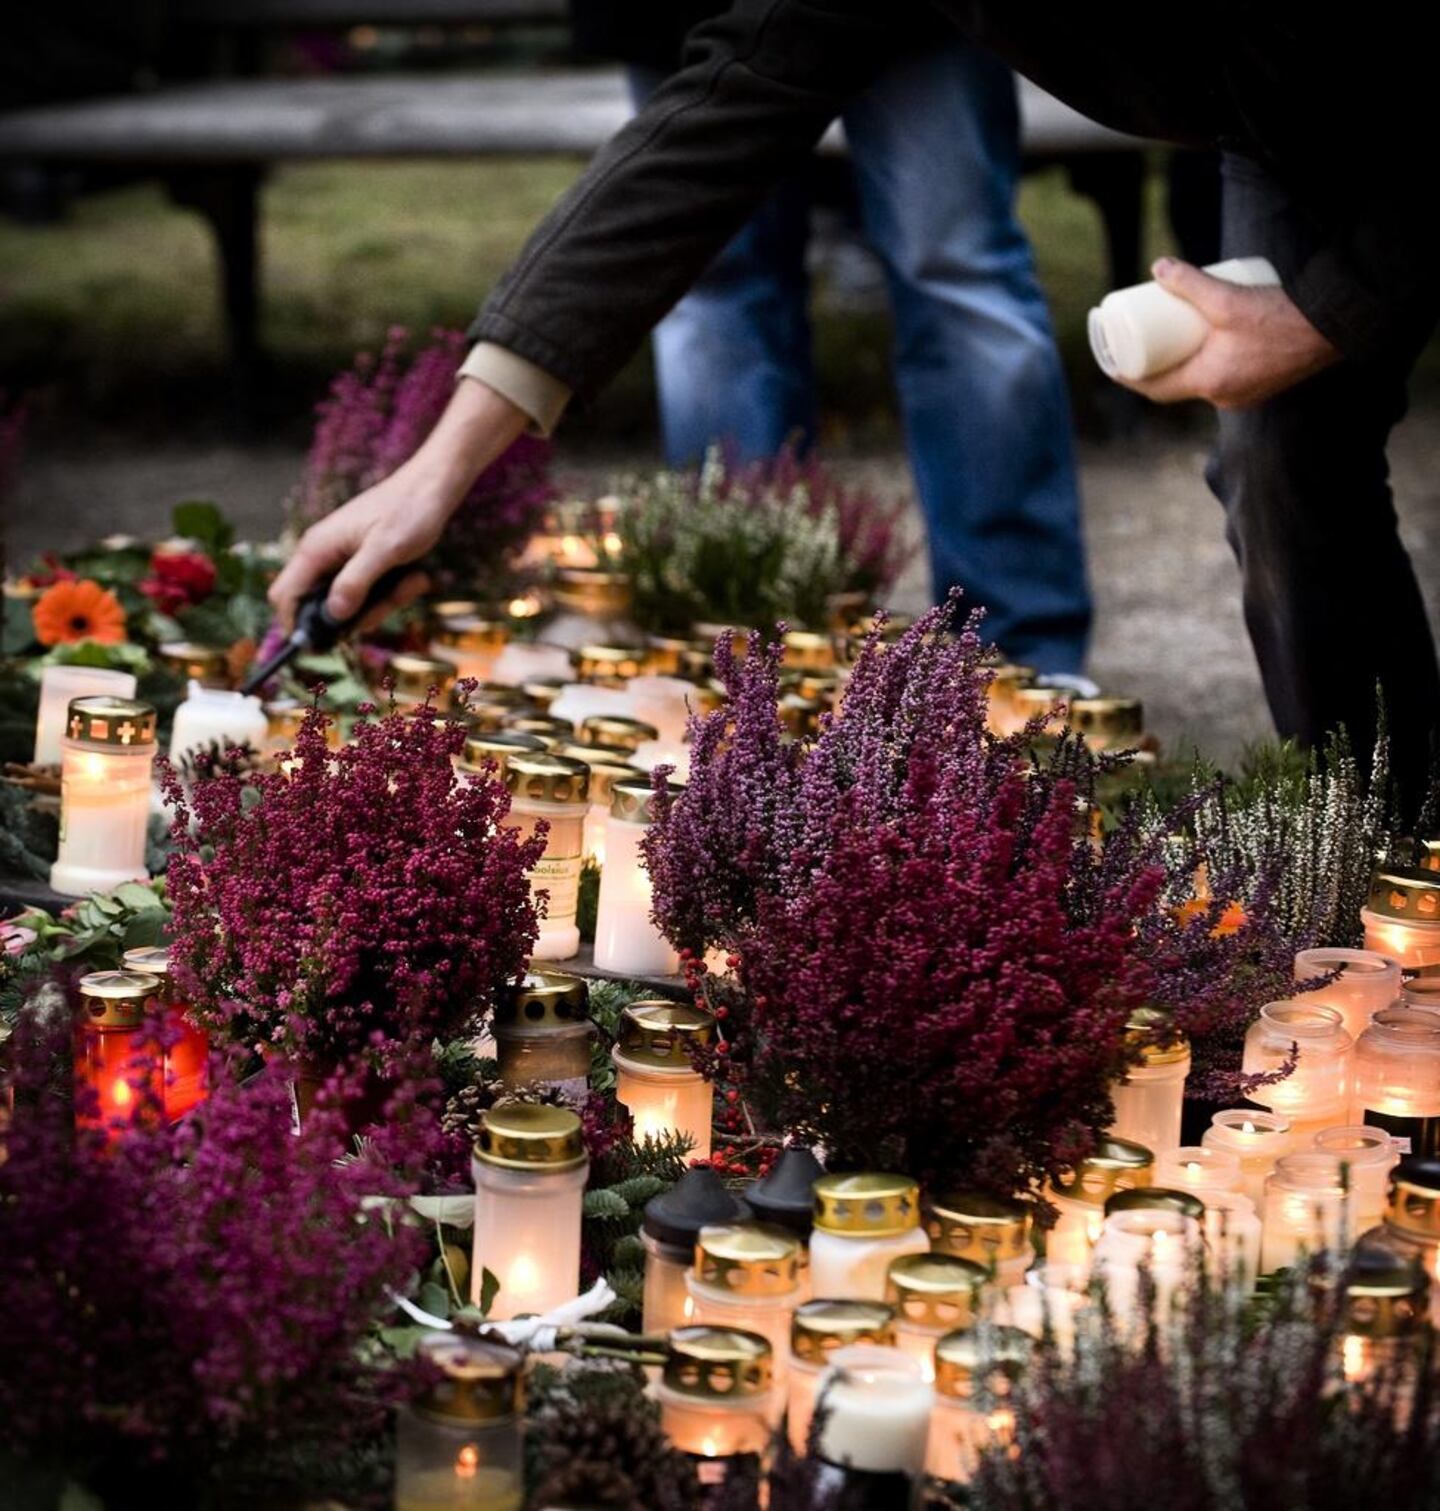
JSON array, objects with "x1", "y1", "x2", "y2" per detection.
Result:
[
  {"x1": 123, "y1": 945, "x2": 209, "y2": 1120},
  {"x1": 75, "y1": 970, "x2": 165, "y2": 1139}
]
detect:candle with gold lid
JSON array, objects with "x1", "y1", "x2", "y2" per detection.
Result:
[
  {"x1": 386, "y1": 653, "x2": 458, "y2": 714},
  {"x1": 122, "y1": 943, "x2": 208, "y2": 1120},
  {"x1": 1351, "y1": 1007, "x2": 1440, "y2": 1157},
  {"x1": 926, "y1": 1192, "x2": 1032, "y2": 1286},
  {"x1": 573, "y1": 644, "x2": 646, "y2": 688},
  {"x1": 645, "y1": 633, "x2": 694, "y2": 677},
  {"x1": 1362, "y1": 868, "x2": 1440, "y2": 974},
  {"x1": 459, "y1": 729, "x2": 546, "y2": 784},
  {"x1": 492, "y1": 970, "x2": 594, "y2": 1098},
  {"x1": 809, "y1": 1173, "x2": 930, "y2": 1301},
  {"x1": 394, "y1": 1333, "x2": 524, "y2": 1511},
  {"x1": 593, "y1": 777, "x2": 682, "y2": 977},
  {"x1": 503, "y1": 752, "x2": 590, "y2": 962},
  {"x1": 656, "y1": 1326, "x2": 774, "y2": 1488},
  {"x1": 983, "y1": 663, "x2": 1036, "y2": 737},
  {"x1": 549, "y1": 569, "x2": 634, "y2": 651},
  {"x1": 1373, "y1": 1155, "x2": 1440, "y2": 1323},
  {"x1": 1202, "y1": 1109, "x2": 1293, "y2": 1207},
  {"x1": 1103, "y1": 1185, "x2": 1205, "y2": 1222},
  {"x1": 577, "y1": 713, "x2": 657, "y2": 753},
  {"x1": 51, "y1": 696, "x2": 158, "y2": 898},
  {"x1": 1042, "y1": 1136, "x2": 1154, "y2": 1269},
  {"x1": 885, "y1": 1253, "x2": 987, "y2": 1380},
  {"x1": 75, "y1": 969, "x2": 164, "y2": 1138},
  {"x1": 502, "y1": 713, "x2": 572, "y2": 749},
  {"x1": 781, "y1": 629, "x2": 836, "y2": 672},
  {"x1": 561, "y1": 744, "x2": 637, "y2": 866},
  {"x1": 470, "y1": 1102, "x2": 588, "y2": 1320},
  {"x1": 1068, "y1": 695, "x2": 1145, "y2": 752},
  {"x1": 158, "y1": 640, "x2": 231, "y2": 689},
  {"x1": 926, "y1": 1326, "x2": 1031, "y2": 1485},
  {"x1": 467, "y1": 691, "x2": 535, "y2": 735},
  {"x1": 1107, "y1": 1007, "x2": 1190, "y2": 1158},
  {"x1": 431, "y1": 613, "x2": 509, "y2": 684},
  {"x1": 1334, "y1": 1243, "x2": 1430, "y2": 1387},
  {"x1": 686, "y1": 1222, "x2": 801, "y2": 1388},
  {"x1": 1242, "y1": 1000, "x2": 1353, "y2": 1137},
  {"x1": 612, "y1": 1000, "x2": 714, "y2": 1159},
  {"x1": 1295, "y1": 947, "x2": 1402, "y2": 1042},
  {"x1": 787, "y1": 1300, "x2": 896, "y2": 1453}
]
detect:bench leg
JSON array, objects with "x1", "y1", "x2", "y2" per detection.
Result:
[{"x1": 168, "y1": 166, "x2": 264, "y2": 425}]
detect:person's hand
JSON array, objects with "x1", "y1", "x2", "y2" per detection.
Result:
[
  {"x1": 1119, "y1": 258, "x2": 1341, "y2": 409},
  {"x1": 269, "y1": 378, "x2": 529, "y2": 630}
]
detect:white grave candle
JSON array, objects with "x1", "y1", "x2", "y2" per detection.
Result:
[{"x1": 33, "y1": 665, "x2": 136, "y2": 766}]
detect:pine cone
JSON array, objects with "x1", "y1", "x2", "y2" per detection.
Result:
[{"x1": 529, "y1": 1395, "x2": 699, "y2": 1510}]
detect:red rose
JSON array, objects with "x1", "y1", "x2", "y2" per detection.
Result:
[{"x1": 140, "y1": 550, "x2": 217, "y2": 615}]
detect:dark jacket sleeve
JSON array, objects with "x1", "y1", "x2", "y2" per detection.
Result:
[{"x1": 469, "y1": 0, "x2": 904, "y2": 398}]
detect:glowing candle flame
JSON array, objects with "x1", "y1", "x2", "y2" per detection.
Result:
[
  {"x1": 1240, "y1": 1120, "x2": 1256, "y2": 1135},
  {"x1": 1185, "y1": 1161, "x2": 1202, "y2": 1180},
  {"x1": 1342, "y1": 1334, "x2": 1369, "y2": 1383},
  {"x1": 112, "y1": 1077, "x2": 133, "y2": 1109},
  {"x1": 700, "y1": 1435, "x2": 721, "y2": 1458},
  {"x1": 455, "y1": 1444, "x2": 480, "y2": 1480},
  {"x1": 507, "y1": 1254, "x2": 541, "y2": 1297}
]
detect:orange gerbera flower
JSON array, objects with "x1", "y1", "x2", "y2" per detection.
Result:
[{"x1": 31, "y1": 578, "x2": 127, "y2": 646}]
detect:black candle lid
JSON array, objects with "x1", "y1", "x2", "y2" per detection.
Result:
[
  {"x1": 744, "y1": 1144, "x2": 825, "y2": 1239},
  {"x1": 643, "y1": 1166, "x2": 751, "y2": 1253}
]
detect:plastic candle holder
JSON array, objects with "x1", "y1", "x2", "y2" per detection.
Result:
[
  {"x1": 122, "y1": 944, "x2": 209, "y2": 1121},
  {"x1": 577, "y1": 712, "x2": 657, "y2": 753},
  {"x1": 1107, "y1": 1008, "x2": 1190, "y2": 1158},
  {"x1": 808, "y1": 1173, "x2": 930, "y2": 1301},
  {"x1": 1260, "y1": 1152, "x2": 1355, "y2": 1275},
  {"x1": 656, "y1": 1326, "x2": 774, "y2": 1489},
  {"x1": 470, "y1": 1102, "x2": 588, "y2": 1321},
  {"x1": 1335, "y1": 1245, "x2": 1430, "y2": 1388},
  {"x1": 593, "y1": 777, "x2": 681, "y2": 977},
  {"x1": 394, "y1": 1333, "x2": 523, "y2": 1511},
  {"x1": 997, "y1": 1262, "x2": 1091, "y2": 1356},
  {"x1": 32, "y1": 664, "x2": 136, "y2": 767},
  {"x1": 926, "y1": 1326, "x2": 1031, "y2": 1485},
  {"x1": 1092, "y1": 1208, "x2": 1201, "y2": 1324},
  {"x1": 1154, "y1": 1144, "x2": 1242, "y2": 1194},
  {"x1": 786, "y1": 1300, "x2": 896, "y2": 1455},
  {"x1": 570, "y1": 643, "x2": 645, "y2": 688},
  {"x1": 1201, "y1": 1110, "x2": 1294, "y2": 1208},
  {"x1": 687, "y1": 1222, "x2": 801, "y2": 1389},
  {"x1": 612, "y1": 1000, "x2": 715, "y2": 1161},
  {"x1": 386, "y1": 653, "x2": 458, "y2": 714},
  {"x1": 489, "y1": 641, "x2": 573, "y2": 689},
  {"x1": 559, "y1": 745, "x2": 636, "y2": 867},
  {"x1": 1241, "y1": 1000, "x2": 1353, "y2": 1136},
  {"x1": 467, "y1": 684, "x2": 533, "y2": 736},
  {"x1": 502, "y1": 752, "x2": 590, "y2": 962},
  {"x1": 884, "y1": 1253, "x2": 988, "y2": 1380},
  {"x1": 156, "y1": 640, "x2": 231, "y2": 689},
  {"x1": 1362, "y1": 869, "x2": 1440, "y2": 973},
  {"x1": 1295, "y1": 947, "x2": 1402, "y2": 1043},
  {"x1": 459, "y1": 731, "x2": 545, "y2": 789},
  {"x1": 641, "y1": 1168, "x2": 752, "y2": 1335},
  {"x1": 431, "y1": 613, "x2": 509, "y2": 683},
  {"x1": 1042, "y1": 1136, "x2": 1154, "y2": 1271},
  {"x1": 74, "y1": 970, "x2": 165, "y2": 1140},
  {"x1": 492, "y1": 970, "x2": 594, "y2": 1099},
  {"x1": 925, "y1": 1191, "x2": 1033, "y2": 1287},
  {"x1": 51, "y1": 696, "x2": 157, "y2": 898},
  {"x1": 1376, "y1": 1156, "x2": 1440, "y2": 1325},
  {"x1": 168, "y1": 683, "x2": 267, "y2": 767},
  {"x1": 1351, "y1": 1008, "x2": 1440, "y2": 1157},
  {"x1": 813, "y1": 1343, "x2": 933, "y2": 1481},
  {"x1": 1311, "y1": 1125, "x2": 1398, "y2": 1231},
  {"x1": 1194, "y1": 1189, "x2": 1262, "y2": 1290}
]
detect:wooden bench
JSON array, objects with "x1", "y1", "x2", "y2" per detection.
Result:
[{"x1": 0, "y1": 1, "x2": 1149, "y2": 399}]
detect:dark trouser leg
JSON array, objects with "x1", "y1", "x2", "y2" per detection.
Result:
[{"x1": 1206, "y1": 154, "x2": 1440, "y2": 814}]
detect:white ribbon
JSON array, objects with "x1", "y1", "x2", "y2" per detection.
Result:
[{"x1": 391, "y1": 1275, "x2": 619, "y2": 1352}]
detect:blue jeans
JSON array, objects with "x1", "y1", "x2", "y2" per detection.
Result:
[{"x1": 630, "y1": 44, "x2": 1091, "y2": 673}]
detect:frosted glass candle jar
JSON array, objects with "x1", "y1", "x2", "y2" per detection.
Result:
[
  {"x1": 431, "y1": 613, "x2": 509, "y2": 683},
  {"x1": 492, "y1": 970, "x2": 594, "y2": 1099},
  {"x1": 642, "y1": 1167, "x2": 752, "y2": 1334},
  {"x1": 997, "y1": 1263, "x2": 1091, "y2": 1357},
  {"x1": 123, "y1": 944, "x2": 208, "y2": 1121},
  {"x1": 1295, "y1": 947, "x2": 1402, "y2": 1043},
  {"x1": 656, "y1": 1326, "x2": 774, "y2": 1490},
  {"x1": 471, "y1": 1102, "x2": 588, "y2": 1320},
  {"x1": 1154, "y1": 1145, "x2": 1242, "y2": 1195},
  {"x1": 926, "y1": 1191, "x2": 1033, "y2": 1287},
  {"x1": 168, "y1": 683, "x2": 267, "y2": 767},
  {"x1": 687, "y1": 1222, "x2": 801, "y2": 1389},
  {"x1": 809, "y1": 1173, "x2": 930, "y2": 1301},
  {"x1": 32, "y1": 665, "x2": 136, "y2": 766},
  {"x1": 885, "y1": 1253, "x2": 987, "y2": 1380},
  {"x1": 926, "y1": 1326, "x2": 1031, "y2": 1485},
  {"x1": 1107, "y1": 1009, "x2": 1190, "y2": 1158},
  {"x1": 503, "y1": 752, "x2": 590, "y2": 962},
  {"x1": 1091, "y1": 1208, "x2": 1201, "y2": 1323},
  {"x1": 1201, "y1": 1110, "x2": 1294, "y2": 1208},
  {"x1": 386, "y1": 653, "x2": 458, "y2": 714},
  {"x1": 1242, "y1": 1001, "x2": 1353, "y2": 1136},
  {"x1": 1312, "y1": 1125, "x2": 1398, "y2": 1231},
  {"x1": 1260, "y1": 1152, "x2": 1355, "y2": 1274},
  {"x1": 813, "y1": 1344, "x2": 933, "y2": 1479},
  {"x1": 51, "y1": 697, "x2": 158, "y2": 897},
  {"x1": 1042, "y1": 1137, "x2": 1154, "y2": 1270},
  {"x1": 74, "y1": 969, "x2": 164, "y2": 1139},
  {"x1": 1195, "y1": 1189, "x2": 1262, "y2": 1290},
  {"x1": 1351, "y1": 1008, "x2": 1440, "y2": 1157},
  {"x1": 593, "y1": 777, "x2": 681, "y2": 977},
  {"x1": 612, "y1": 1000, "x2": 715, "y2": 1159},
  {"x1": 1362, "y1": 869, "x2": 1440, "y2": 974},
  {"x1": 787, "y1": 1300, "x2": 896, "y2": 1454},
  {"x1": 394, "y1": 1334, "x2": 523, "y2": 1511}
]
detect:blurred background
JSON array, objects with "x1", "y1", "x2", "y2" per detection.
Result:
[{"x1": 3, "y1": 2, "x2": 1439, "y2": 762}]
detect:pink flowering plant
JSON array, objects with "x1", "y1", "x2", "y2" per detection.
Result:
[
  {"x1": 292, "y1": 326, "x2": 555, "y2": 598},
  {"x1": 162, "y1": 700, "x2": 543, "y2": 1069}
]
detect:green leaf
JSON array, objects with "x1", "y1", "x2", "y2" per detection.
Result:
[
  {"x1": 172, "y1": 500, "x2": 234, "y2": 556},
  {"x1": 417, "y1": 1280, "x2": 452, "y2": 1321},
  {"x1": 113, "y1": 881, "x2": 164, "y2": 912},
  {"x1": 377, "y1": 1325, "x2": 426, "y2": 1360},
  {"x1": 479, "y1": 1267, "x2": 500, "y2": 1317},
  {"x1": 121, "y1": 911, "x2": 169, "y2": 951},
  {"x1": 1, "y1": 594, "x2": 37, "y2": 655}
]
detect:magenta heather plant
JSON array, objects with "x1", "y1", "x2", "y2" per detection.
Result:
[
  {"x1": 291, "y1": 327, "x2": 554, "y2": 593},
  {"x1": 0, "y1": 985, "x2": 431, "y2": 1493},
  {"x1": 162, "y1": 700, "x2": 543, "y2": 1069}
]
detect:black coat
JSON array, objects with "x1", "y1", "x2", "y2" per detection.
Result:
[
  {"x1": 568, "y1": 0, "x2": 720, "y2": 69},
  {"x1": 476, "y1": 0, "x2": 1438, "y2": 396}
]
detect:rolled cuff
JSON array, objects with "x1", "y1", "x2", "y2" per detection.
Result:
[{"x1": 456, "y1": 341, "x2": 573, "y2": 436}]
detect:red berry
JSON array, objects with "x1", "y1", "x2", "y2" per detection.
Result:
[
  {"x1": 715, "y1": 1006, "x2": 729, "y2": 1021},
  {"x1": 715, "y1": 1041, "x2": 728, "y2": 1055},
  {"x1": 725, "y1": 1089, "x2": 739, "y2": 1104}
]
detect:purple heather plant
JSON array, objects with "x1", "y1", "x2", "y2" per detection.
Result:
[
  {"x1": 291, "y1": 326, "x2": 555, "y2": 594},
  {"x1": 0, "y1": 984, "x2": 431, "y2": 1494},
  {"x1": 162, "y1": 699, "x2": 544, "y2": 1069}
]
